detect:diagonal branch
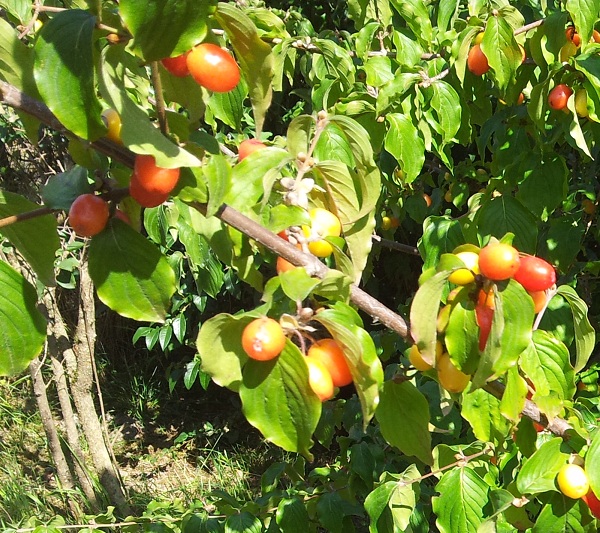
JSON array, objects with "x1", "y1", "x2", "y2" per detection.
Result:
[{"x1": 0, "y1": 79, "x2": 572, "y2": 437}]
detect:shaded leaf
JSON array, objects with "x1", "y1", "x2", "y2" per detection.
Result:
[
  {"x1": 88, "y1": 219, "x2": 176, "y2": 323},
  {"x1": 0, "y1": 190, "x2": 59, "y2": 286},
  {"x1": 376, "y1": 380, "x2": 432, "y2": 464}
]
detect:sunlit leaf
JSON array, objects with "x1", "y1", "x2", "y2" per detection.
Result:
[
  {"x1": 516, "y1": 438, "x2": 568, "y2": 495},
  {"x1": 0, "y1": 261, "x2": 46, "y2": 376},
  {"x1": 34, "y1": 10, "x2": 105, "y2": 140},
  {"x1": 240, "y1": 342, "x2": 321, "y2": 460},
  {"x1": 432, "y1": 467, "x2": 489, "y2": 533}
]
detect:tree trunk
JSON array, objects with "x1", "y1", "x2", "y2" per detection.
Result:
[
  {"x1": 61, "y1": 256, "x2": 131, "y2": 516},
  {"x1": 29, "y1": 357, "x2": 81, "y2": 517}
]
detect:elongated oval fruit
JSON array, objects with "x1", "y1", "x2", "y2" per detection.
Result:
[
  {"x1": 467, "y1": 44, "x2": 490, "y2": 76},
  {"x1": 478, "y1": 242, "x2": 520, "y2": 280},
  {"x1": 513, "y1": 255, "x2": 556, "y2": 292}
]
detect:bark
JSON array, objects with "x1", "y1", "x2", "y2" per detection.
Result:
[
  {"x1": 62, "y1": 257, "x2": 131, "y2": 515},
  {"x1": 29, "y1": 357, "x2": 80, "y2": 517},
  {"x1": 46, "y1": 300, "x2": 101, "y2": 510}
]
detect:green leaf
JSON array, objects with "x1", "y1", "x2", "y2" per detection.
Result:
[
  {"x1": 316, "y1": 492, "x2": 361, "y2": 533},
  {"x1": 226, "y1": 148, "x2": 291, "y2": 211},
  {"x1": 207, "y1": 82, "x2": 246, "y2": 131},
  {"x1": 375, "y1": 380, "x2": 432, "y2": 465},
  {"x1": 0, "y1": 0, "x2": 30, "y2": 24},
  {"x1": 432, "y1": 467, "x2": 489, "y2": 533},
  {"x1": 88, "y1": 219, "x2": 176, "y2": 323},
  {"x1": 542, "y1": 215, "x2": 585, "y2": 271},
  {"x1": 0, "y1": 261, "x2": 46, "y2": 376},
  {"x1": 532, "y1": 493, "x2": 595, "y2": 533},
  {"x1": 429, "y1": 81, "x2": 462, "y2": 144},
  {"x1": 224, "y1": 512, "x2": 261, "y2": 533},
  {"x1": 215, "y1": 3, "x2": 274, "y2": 136},
  {"x1": 99, "y1": 46, "x2": 201, "y2": 168},
  {"x1": 389, "y1": 0, "x2": 433, "y2": 45},
  {"x1": 203, "y1": 154, "x2": 232, "y2": 218},
  {"x1": 376, "y1": 73, "x2": 421, "y2": 116},
  {"x1": 34, "y1": 10, "x2": 105, "y2": 140},
  {"x1": 444, "y1": 294, "x2": 480, "y2": 375},
  {"x1": 279, "y1": 268, "x2": 320, "y2": 302},
  {"x1": 437, "y1": 0, "x2": 460, "y2": 32},
  {"x1": 240, "y1": 342, "x2": 321, "y2": 460},
  {"x1": 0, "y1": 16, "x2": 40, "y2": 136},
  {"x1": 365, "y1": 466, "x2": 421, "y2": 532},
  {"x1": 500, "y1": 366, "x2": 527, "y2": 424},
  {"x1": 0, "y1": 190, "x2": 59, "y2": 287},
  {"x1": 471, "y1": 195, "x2": 538, "y2": 253},
  {"x1": 461, "y1": 388, "x2": 510, "y2": 444},
  {"x1": 587, "y1": 430, "x2": 600, "y2": 497},
  {"x1": 520, "y1": 330, "x2": 576, "y2": 420},
  {"x1": 480, "y1": 15, "x2": 522, "y2": 94},
  {"x1": 419, "y1": 216, "x2": 465, "y2": 270},
  {"x1": 275, "y1": 498, "x2": 309, "y2": 533},
  {"x1": 119, "y1": 0, "x2": 215, "y2": 60},
  {"x1": 556, "y1": 285, "x2": 595, "y2": 372},
  {"x1": 315, "y1": 305, "x2": 383, "y2": 427},
  {"x1": 385, "y1": 113, "x2": 425, "y2": 184},
  {"x1": 515, "y1": 154, "x2": 568, "y2": 221},
  {"x1": 196, "y1": 313, "x2": 250, "y2": 391},
  {"x1": 472, "y1": 280, "x2": 534, "y2": 388},
  {"x1": 410, "y1": 271, "x2": 449, "y2": 366},
  {"x1": 516, "y1": 438, "x2": 568, "y2": 495},
  {"x1": 41, "y1": 166, "x2": 91, "y2": 210},
  {"x1": 566, "y1": 0, "x2": 598, "y2": 47}
]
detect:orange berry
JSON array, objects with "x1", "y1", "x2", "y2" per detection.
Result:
[
  {"x1": 68, "y1": 194, "x2": 110, "y2": 237},
  {"x1": 307, "y1": 339, "x2": 352, "y2": 387},
  {"x1": 241, "y1": 317, "x2": 286, "y2": 361}
]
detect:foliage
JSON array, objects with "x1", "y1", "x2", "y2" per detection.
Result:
[{"x1": 1, "y1": 0, "x2": 600, "y2": 531}]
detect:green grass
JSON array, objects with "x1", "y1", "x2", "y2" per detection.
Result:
[{"x1": 0, "y1": 377, "x2": 74, "y2": 527}]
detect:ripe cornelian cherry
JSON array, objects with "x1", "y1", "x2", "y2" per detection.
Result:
[
  {"x1": 513, "y1": 255, "x2": 556, "y2": 292},
  {"x1": 478, "y1": 242, "x2": 521, "y2": 280},
  {"x1": 129, "y1": 173, "x2": 170, "y2": 208},
  {"x1": 186, "y1": 43, "x2": 240, "y2": 93},
  {"x1": 528, "y1": 290, "x2": 547, "y2": 314},
  {"x1": 113, "y1": 209, "x2": 132, "y2": 225},
  {"x1": 467, "y1": 44, "x2": 490, "y2": 76},
  {"x1": 238, "y1": 139, "x2": 266, "y2": 161},
  {"x1": 306, "y1": 357, "x2": 334, "y2": 401},
  {"x1": 308, "y1": 339, "x2": 352, "y2": 387},
  {"x1": 69, "y1": 194, "x2": 110, "y2": 237},
  {"x1": 548, "y1": 84, "x2": 573, "y2": 111},
  {"x1": 241, "y1": 317, "x2": 286, "y2": 361},
  {"x1": 583, "y1": 489, "x2": 600, "y2": 519},
  {"x1": 475, "y1": 302, "x2": 494, "y2": 351},
  {"x1": 566, "y1": 26, "x2": 581, "y2": 47},
  {"x1": 594, "y1": 30, "x2": 600, "y2": 43},
  {"x1": 161, "y1": 52, "x2": 190, "y2": 77},
  {"x1": 129, "y1": 154, "x2": 180, "y2": 208}
]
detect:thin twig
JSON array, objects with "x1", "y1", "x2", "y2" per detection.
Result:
[
  {"x1": 0, "y1": 206, "x2": 55, "y2": 229},
  {"x1": 149, "y1": 62, "x2": 169, "y2": 135},
  {"x1": 372, "y1": 234, "x2": 420, "y2": 256}
]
